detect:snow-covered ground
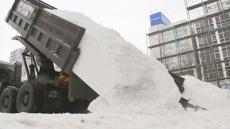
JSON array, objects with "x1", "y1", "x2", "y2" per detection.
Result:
[
  {"x1": 1, "y1": 10, "x2": 230, "y2": 129},
  {"x1": 0, "y1": 109, "x2": 230, "y2": 129}
]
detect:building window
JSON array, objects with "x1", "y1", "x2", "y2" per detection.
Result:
[
  {"x1": 222, "y1": 0, "x2": 230, "y2": 9},
  {"x1": 208, "y1": 18, "x2": 215, "y2": 30},
  {"x1": 214, "y1": 47, "x2": 221, "y2": 61},
  {"x1": 210, "y1": 32, "x2": 217, "y2": 44},
  {"x1": 205, "y1": 2, "x2": 220, "y2": 14},
  {"x1": 164, "y1": 56, "x2": 179, "y2": 70},
  {"x1": 149, "y1": 33, "x2": 160, "y2": 46},
  {"x1": 176, "y1": 25, "x2": 189, "y2": 38},
  {"x1": 199, "y1": 50, "x2": 206, "y2": 65},
  {"x1": 194, "y1": 18, "x2": 214, "y2": 34},
  {"x1": 227, "y1": 45, "x2": 230, "y2": 58},
  {"x1": 178, "y1": 38, "x2": 193, "y2": 53},
  {"x1": 197, "y1": 34, "x2": 208, "y2": 48},
  {"x1": 215, "y1": 13, "x2": 230, "y2": 28},
  {"x1": 195, "y1": 20, "x2": 206, "y2": 34},
  {"x1": 197, "y1": 32, "x2": 216, "y2": 48},
  {"x1": 222, "y1": 45, "x2": 230, "y2": 60},
  {"x1": 163, "y1": 29, "x2": 175, "y2": 42},
  {"x1": 164, "y1": 42, "x2": 177, "y2": 56},
  {"x1": 181, "y1": 68, "x2": 195, "y2": 76},
  {"x1": 187, "y1": 0, "x2": 201, "y2": 7},
  {"x1": 189, "y1": 6, "x2": 204, "y2": 20},
  {"x1": 218, "y1": 28, "x2": 230, "y2": 43},
  {"x1": 199, "y1": 48, "x2": 216, "y2": 65},
  {"x1": 217, "y1": 63, "x2": 224, "y2": 78},
  {"x1": 225, "y1": 61, "x2": 230, "y2": 77},
  {"x1": 180, "y1": 53, "x2": 194, "y2": 68},
  {"x1": 202, "y1": 63, "x2": 218, "y2": 81},
  {"x1": 150, "y1": 47, "x2": 161, "y2": 58}
]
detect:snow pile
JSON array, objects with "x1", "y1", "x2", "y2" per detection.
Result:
[
  {"x1": 47, "y1": 10, "x2": 182, "y2": 114},
  {"x1": 182, "y1": 76, "x2": 230, "y2": 110}
]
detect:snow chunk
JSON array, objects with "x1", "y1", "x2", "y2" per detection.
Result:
[
  {"x1": 182, "y1": 76, "x2": 230, "y2": 110},
  {"x1": 47, "y1": 10, "x2": 182, "y2": 114}
]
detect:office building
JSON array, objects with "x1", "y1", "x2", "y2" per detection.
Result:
[{"x1": 147, "y1": 0, "x2": 230, "y2": 86}]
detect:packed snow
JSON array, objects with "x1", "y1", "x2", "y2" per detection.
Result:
[{"x1": 1, "y1": 9, "x2": 230, "y2": 129}]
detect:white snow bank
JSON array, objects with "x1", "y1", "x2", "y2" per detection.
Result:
[
  {"x1": 182, "y1": 76, "x2": 230, "y2": 110},
  {"x1": 47, "y1": 10, "x2": 182, "y2": 114},
  {"x1": 1, "y1": 111, "x2": 230, "y2": 129}
]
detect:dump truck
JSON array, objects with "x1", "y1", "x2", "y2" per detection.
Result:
[{"x1": 0, "y1": 0, "x2": 99, "y2": 113}]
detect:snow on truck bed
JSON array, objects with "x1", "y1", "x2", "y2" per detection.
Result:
[{"x1": 47, "y1": 10, "x2": 182, "y2": 113}]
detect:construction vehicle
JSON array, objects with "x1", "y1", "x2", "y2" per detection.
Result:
[{"x1": 0, "y1": 0, "x2": 99, "y2": 113}]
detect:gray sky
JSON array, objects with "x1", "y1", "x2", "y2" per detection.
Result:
[{"x1": 0, "y1": 0, "x2": 187, "y2": 62}]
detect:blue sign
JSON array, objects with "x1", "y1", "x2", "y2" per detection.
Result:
[{"x1": 150, "y1": 12, "x2": 171, "y2": 26}]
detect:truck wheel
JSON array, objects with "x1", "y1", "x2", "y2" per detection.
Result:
[
  {"x1": 0, "y1": 87, "x2": 18, "y2": 113},
  {"x1": 16, "y1": 83, "x2": 42, "y2": 113}
]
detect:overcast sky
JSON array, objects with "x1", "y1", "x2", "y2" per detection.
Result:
[{"x1": 0, "y1": 0, "x2": 187, "y2": 62}]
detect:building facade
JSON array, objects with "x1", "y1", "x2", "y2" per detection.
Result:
[{"x1": 147, "y1": 0, "x2": 230, "y2": 86}]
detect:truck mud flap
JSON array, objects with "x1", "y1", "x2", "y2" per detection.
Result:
[
  {"x1": 169, "y1": 72, "x2": 185, "y2": 93},
  {"x1": 69, "y1": 72, "x2": 99, "y2": 102}
]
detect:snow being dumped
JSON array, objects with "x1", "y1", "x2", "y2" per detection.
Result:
[
  {"x1": 47, "y1": 10, "x2": 182, "y2": 114},
  {"x1": 1, "y1": 9, "x2": 230, "y2": 129},
  {"x1": 182, "y1": 76, "x2": 230, "y2": 110}
]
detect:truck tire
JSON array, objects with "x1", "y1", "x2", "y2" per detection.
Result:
[
  {"x1": 0, "y1": 87, "x2": 18, "y2": 113},
  {"x1": 16, "y1": 83, "x2": 42, "y2": 113}
]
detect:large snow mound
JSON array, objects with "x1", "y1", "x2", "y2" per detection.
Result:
[
  {"x1": 47, "y1": 10, "x2": 182, "y2": 114},
  {"x1": 182, "y1": 76, "x2": 230, "y2": 110}
]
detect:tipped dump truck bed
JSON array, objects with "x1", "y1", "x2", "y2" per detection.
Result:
[{"x1": 6, "y1": 0, "x2": 85, "y2": 75}]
